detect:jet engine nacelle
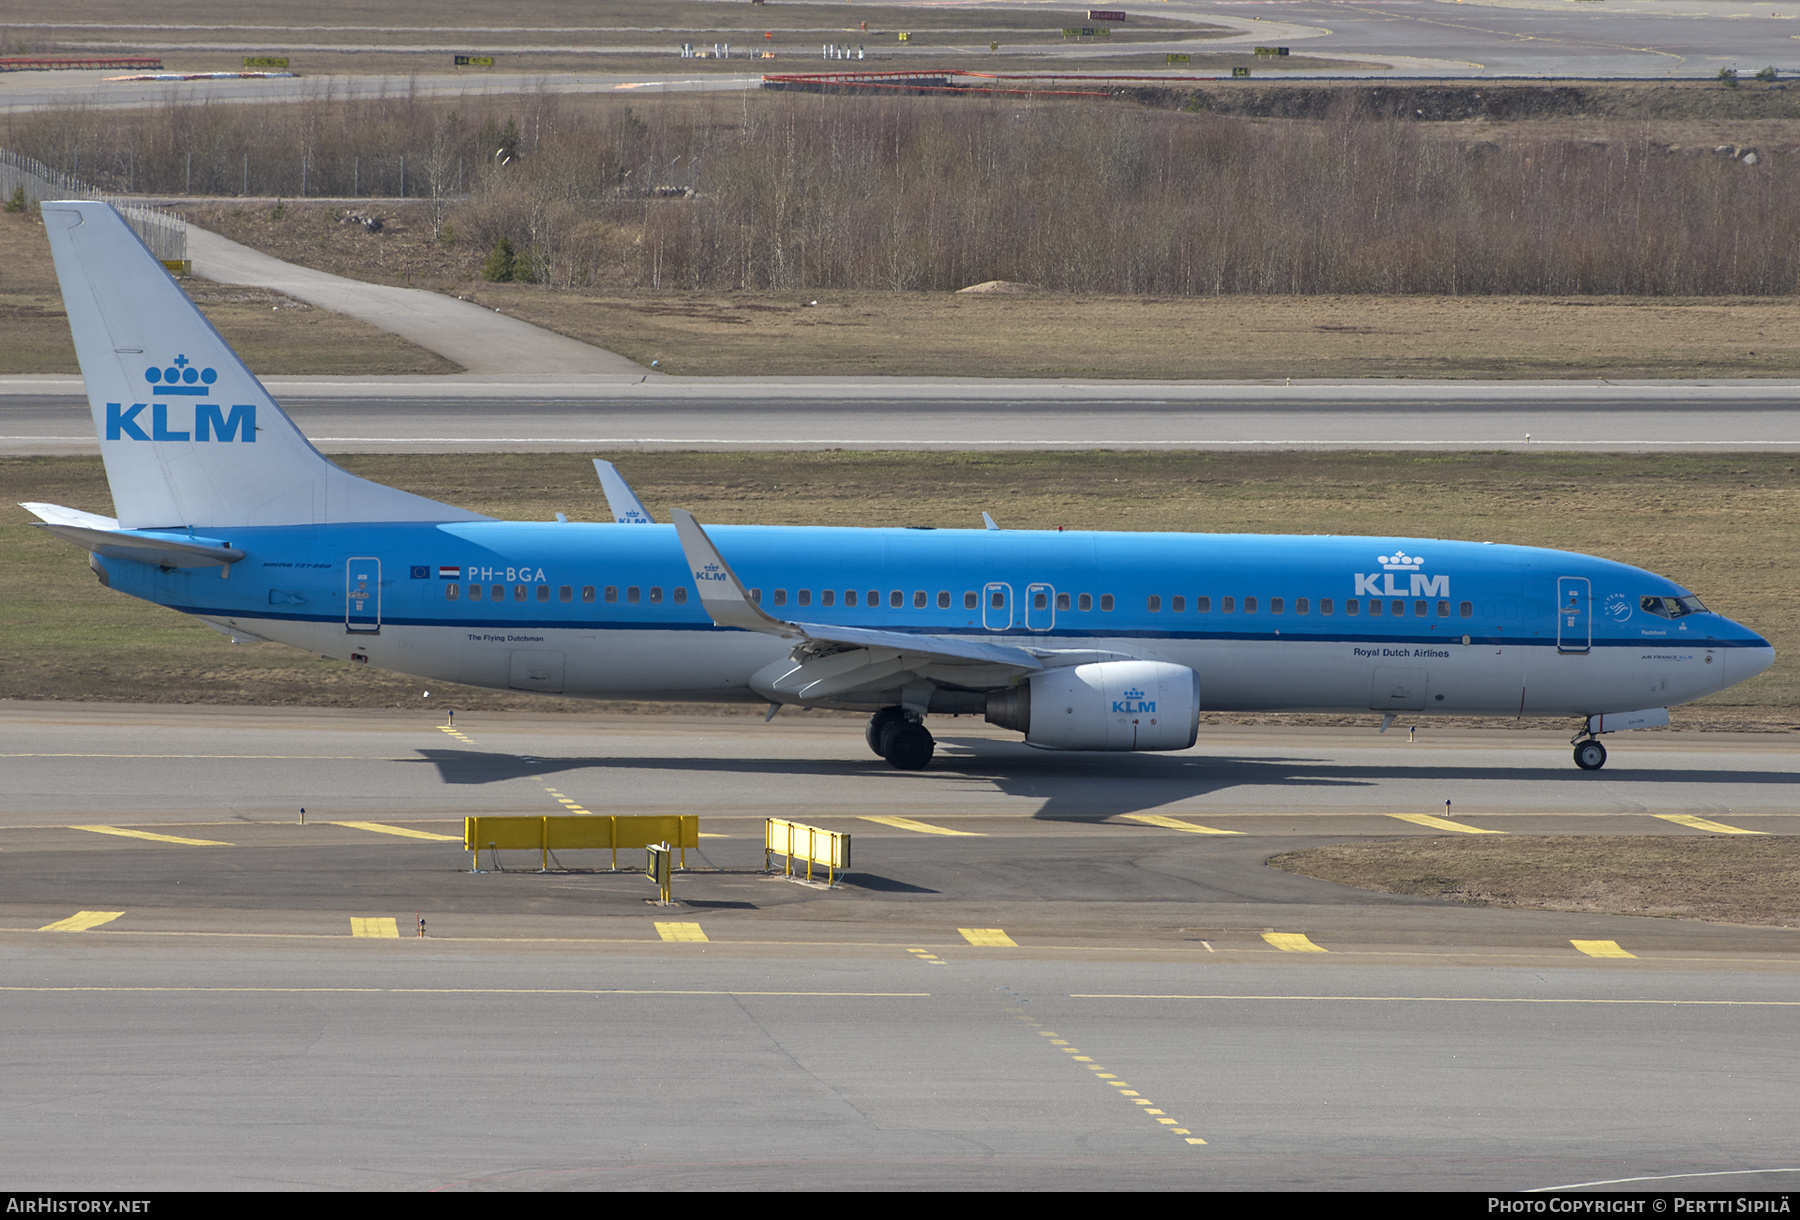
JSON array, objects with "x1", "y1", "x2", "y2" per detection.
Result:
[{"x1": 986, "y1": 661, "x2": 1200, "y2": 752}]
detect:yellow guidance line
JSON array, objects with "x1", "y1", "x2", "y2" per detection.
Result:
[
  {"x1": 860, "y1": 815, "x2": 983, "y2": 837},
  {"x1": 332, "y1": 821, "x2": 462, "y2": 842},
  {"x1": 350, "y1": 917, "x2": 399, "y2": 938},
  {"x1": 1572, "y1": 939, "x2": 1636, "y2": 959},
  {"x1": 959, "y1": 927, "x2": 1018, "y2": 947},
  {"x1": 39, "y1": 910, "x2": 125, "y2": 932},
  {"x1": 72, "y1": 825, "x2": 231, "y2": 847},
  {"x1": 655, "y1": 922, "x2": 708, "y2": 943},
  {"x1": 1264, "y1": 932, "x2": 1329, "y2": 953},
  {"x1": 1656, "y1": 814, "x2": 1765, "y2": 836},
  {"x1": 1390, "y1": 813, "x2": 1505, "y2": 835},
  {"x1": 1121, "y1": 813, "x2": 1242, "y2": 835}
]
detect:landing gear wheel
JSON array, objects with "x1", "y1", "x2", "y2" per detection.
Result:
[
  {"x1": 1573, "y1": 739, "x2": 1607, "y2": 771},
  {"x1": 866, "y1": 707, "x2": 909, "y2": 757},
  {"x1": 879, "y1": 719, "x2": 935, "y2": 771}
]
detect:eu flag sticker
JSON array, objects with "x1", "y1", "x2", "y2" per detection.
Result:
[{"x1": 410, "y1": 566, "x2": 429, "y2": 579}]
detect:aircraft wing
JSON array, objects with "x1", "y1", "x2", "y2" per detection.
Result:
[{"x1": 670, "y1": 509, "x2": 1045, "y2": 686}]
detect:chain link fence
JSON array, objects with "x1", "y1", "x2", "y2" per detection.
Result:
[{"x1": 1, "y1": 147, "x2": 187, "y2": 263}]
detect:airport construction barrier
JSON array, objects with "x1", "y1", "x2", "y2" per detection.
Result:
[
  {"x1": 765, "y1": 818, "x2": 850, "y2": 886},
  {"x1": 464, "y1": 815, "x2": 698, "y2": 872}
]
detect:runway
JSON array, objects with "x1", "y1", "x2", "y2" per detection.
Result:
[
  {"x1": 4, "y1": 704, "x2": 1797, "y2": 1189},
  {"x1": 6, "y1": 379, "x2": 1800, "y2": 454}
]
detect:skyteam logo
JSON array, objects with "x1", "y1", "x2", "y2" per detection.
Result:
[
  {"x1": 106, "y1": 355, "x2": 255, "y2": 443},
  {"x1": 1114, "y1": 686, "x2": 1155, "y2": 714},
  {"x1": 1355, "y1": 550, "x2": 1448, "y2": 597}
]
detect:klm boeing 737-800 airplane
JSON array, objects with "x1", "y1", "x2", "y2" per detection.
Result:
[{"x1": 25, "y1": 202, "x2": 1776, "y2": 770}]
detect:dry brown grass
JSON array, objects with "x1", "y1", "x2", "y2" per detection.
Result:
[
  {"x1": 0, "y1": 209, "x2": 458, "y2": 374},
  {"x1": 1269, "y1": 837, "x2": 1800, "y2": 927}
]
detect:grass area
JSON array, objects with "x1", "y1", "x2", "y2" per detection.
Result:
[
  {"x1": 0, "y1": 210, "x2": 458, "y2": 375},
  {"x1": 3, "y1": 450, "x2": 1795, "y2": 718},
  {"x1": 165, "y1": 201, "x2": 1800, "y2": 380},
  {"x1": 1268, "y1": 837, "x2": 1800, "y2": 927}
]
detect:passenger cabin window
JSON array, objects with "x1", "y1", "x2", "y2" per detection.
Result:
[
  {"x1": 1320, "y1": 598, "x2": 1333, "y2": 615},
  {"x1": 867, "y1": 590, "x2": 878, "y2": 607},
  {"x1": 1147, "y1": 595, "x2": 1161, "y2": 612},
  {"x1": 915, "y1": 591, "x2": 927, "y2": 608},
  {"x1": 798, "y1": 590, "x2": 812, "y2": 607},
  {"x1": 559, "y1": 586, "x2": 572, "y2": 603},
  {"x1": 649, "y1": 587, "x2": 663, "y2": 604},
  {"x1": 537, "y1": 585, "x2": 550, "y2": 602},
  {"x1": 582, "y1": 586, "x2": 595, "y2": 603},
  {"x1": 1243, "y1": 596, "x2": 1257, "y2": 614},
  {"x1": 1035, "y1": 591, "x2": 1050, "y2": 610},
  {"x1": 937, "y1": 591, "x2": 950, "y2": 609},
  {"x1": 1197, "y1": 596, "x2": 1211, "y2": 613},
  {"x1": 1459, "y1": 601, "x2": 1472, "y2": 617},
  {"x1": 845, "y1": 590, "x2": 857, "y2": 607},
  {"x1": 1414, "y1": 599, "x2": 1427, "y2": 617},
  {"x1": 1347, "y1": 599, "x2": 1360, "y2": 616},
  {"x1": 1437, "y1": 600, "x2": 1450, "y2": 617},
  {"x1": 491, "y1": 585, "x2": 504, "y2": 602},
  {"x1": 774, "y1": 589, "x2": 787, "y2": 607},
  {"x1": 627, "y1": 586, "x2": 641, "y2": 604},
  {"x1": 673, "y1": 588, "x2": 688, "y2": 605},
  {"x1": 990, "y1": 590, "x2": 1005, "y2": 609},
  {"x1": 513, "y1": 585, "x2": 526, "y2": 601},
  {"x1": 1079, "y1": 593, "x2": 1092, "y2": 611},
  {"x1": 1296, "y1": 598, "x2": 1308, "y2": 615},
  {"x1": 750, "y1": 589, "x2": 762, "y2": 604},
  {"x1": 1270, "y1": 597, "x2": 1283, "y2": 614},
  {"x1": 1172, "y1": 596, "x2": 1185, "y2": 612},
  {"x1": 470, "y1": 584, "x2": 483, "y2": 601},
  {"x1": 964, "y1": 592, "x2": 978, "y2": 610},
  {"x1": 822, "y1": 590, "x2": 835, "y2": 607},
  {"x1": 1222, "y1": 597, "x2": 1234, "y2": 613},
  {"x1": 1057, "y1": 592, "x2": 1071, "y2": 611},
  {"x1": 1100, "y1": 594, "x2": 1114, "y2": 612},
  {"x1": 446, "y1": 583, "x2": 460, "y2": 601},
  {"x1": 605, "y1": 586, "x2": 618, "y2": 603},
  {"x1": 891, "y1": 591, "x2": 903, "y2": 608},
  {"x1": 1392, "y1": 600, "x2": 1406, "y2": 617}
]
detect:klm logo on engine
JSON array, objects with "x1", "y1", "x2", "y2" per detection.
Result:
[
  {"x1": 1114, "y1": 686, "x2": 1155, "y2": 714},
  {"x1": 105, "y1": 355, "x2": 255, "y2": 442},
  {"x1": 1354, "y1": 550, "x2": 1447, "y2": 598}
]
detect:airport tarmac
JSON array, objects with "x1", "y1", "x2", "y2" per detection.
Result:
[{"x1": 4, "y1": 702, "x2": 1798, "y2": 1189}]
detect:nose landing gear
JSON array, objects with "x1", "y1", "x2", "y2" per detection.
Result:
[{"x1": 866, "y1": 706, "x2": 935, "y2": 770}]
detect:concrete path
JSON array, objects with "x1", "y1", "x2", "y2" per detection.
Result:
[{"x1": 186, "y1": 224, "x2": 652, "y2": 377}]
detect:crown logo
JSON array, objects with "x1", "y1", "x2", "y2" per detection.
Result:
[
  {"x1": 1379, "y1": 551, "x2": 1423, "y2": 570},
  {"x1": 1122, "y1": 688, "x2": 1146, "y2": 700},
  {"x1": 143, "y1": 354, "x2": 218, "y2": 395}
]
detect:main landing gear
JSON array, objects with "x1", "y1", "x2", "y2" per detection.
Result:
[
  {"x1": 866, "y1": 707, "x2": 935, "y2": 771},
  {"x1": 1572, "y1": 737, "x2": 1608, "y2": 771}
]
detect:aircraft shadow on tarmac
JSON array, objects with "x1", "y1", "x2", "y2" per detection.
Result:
[{"x1": 411, "y1": 744, "x2": 1794, "y2": 824}]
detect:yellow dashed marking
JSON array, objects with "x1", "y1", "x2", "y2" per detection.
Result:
[
  {"x1": 1572, "y1": 939, "x2": 1636, "y2": 959},
  {"x1": 860, "y1": 816, "x2": 982, "y2": 837},
  {"x1": 1264, "y1": 932, "x2": 1328, "y2": 953},
  {"x1": 73, "y1": 825, "x2": 230, "y2": 847},
  {"x1": 1390, "y1": 813, "x2": 1505, "y2": 835},
  {"x1": 332, "y1": 821, "x2": 461, "y2": 842},
  {"x1": 350, "y1": 917, "x2": 398, "y2": 938},
  {"x1": 1016, "y1": 1018, "x2": 1207, "y2": 1146},
  {"x1": 437, "y1": 725, "x2": 475, "y2": 743},
  {"x1": 543, "y1": 788, "x2": 593, "y2": 815},
  {"x1": 905, "y1": 948, "x2": 946, "y2": 965},
  {"x1": 39, "y1": 910, "x2": 124, "y2": 932},
  {"x1": 1656, "y1": 814, "x2": 1765, "y2": 836},
  {"x1": 655, "y1": 922, "x2": 708, "y2": 943},
  {"x1": 959, "y1": 927, "x2": 1017, "y2": 947},
  {"x1": 1121, "y1": 813, "x2": 1242, "y2": 835}
]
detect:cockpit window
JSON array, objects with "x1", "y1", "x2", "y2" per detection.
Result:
[{"x1": 1641, "y1": 595, "x2": 1707, "y2": 619}]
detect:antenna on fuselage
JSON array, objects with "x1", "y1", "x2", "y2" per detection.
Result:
[
  {"x1": 594, "y1": 460, "x2": 655, "y2": 524},
  {"x1": 982, "y1": 512, "x2": 999, "y2": 531}
]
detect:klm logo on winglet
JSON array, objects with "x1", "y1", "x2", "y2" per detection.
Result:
[
  {"x1": 106, "y1": 356, "x2": 255, "y2": 443},
  {"x1": 1114, "y1": 686, "x2": 1155, "y2": 714},
  {"x1": 1354, "y1": 550, "x2": 1448, "y2": 597}
]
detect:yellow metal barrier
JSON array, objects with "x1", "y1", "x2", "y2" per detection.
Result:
[
  {"x1": 765, "y1": 817, "x2": 850, "y2": 886},
  {"x1": 464, "y1": 815, "x2": 698, "y2": 872}
]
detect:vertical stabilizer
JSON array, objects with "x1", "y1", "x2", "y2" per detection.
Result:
[{"x1": 42, "y1": 201, "x2": 488, "y2": 529}]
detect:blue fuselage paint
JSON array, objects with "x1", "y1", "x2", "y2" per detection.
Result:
[{"x1": 99, "y1": 522, "x2": 1773, "y2": 718}]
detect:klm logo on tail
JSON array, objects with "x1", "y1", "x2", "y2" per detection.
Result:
[{"x1": 106, "y1": 355, "x2": 256, "y2": 442}]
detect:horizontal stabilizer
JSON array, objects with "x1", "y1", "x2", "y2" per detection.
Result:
[{"x1": 28, "y1": 522, "x2": 244, "y2": 567}]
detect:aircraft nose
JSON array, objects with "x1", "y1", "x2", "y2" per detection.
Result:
[{"x1": 1732, "y1": 638, "x2": 1776, "y2": 685}]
